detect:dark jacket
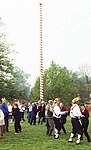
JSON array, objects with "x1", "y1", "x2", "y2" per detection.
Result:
[
  {"x1": 38, "y1": 105, "x2": 45, "y2": 117},
  {"x1": 12, "y1": 108, "x2": 21, "y2": 121},
  {"x1": 31, "y1": 104, "x2": 37, "y2": 116},
  {"x1": 61, "y1": 107, "x2": 67, "y2": 124},
  {"x1": 81, "y1": 109, "x2": 89, "y2": 124}
]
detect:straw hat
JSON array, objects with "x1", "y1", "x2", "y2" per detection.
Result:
[
  {"x1": 41, "y1": 101, "x2": 45, "y2": 104},
  {"x1": 72, "y1": 97, "x2": 81, "y2": 104},
  {"x1": 55, "y1": 98, "x2": 61, "y2": 102},
  {"x1": 60, "y1": 102, "x2": 63, "y2": 106},
  {"x1": 48, "y1": 100, "x2": 52, "y2": 103}
]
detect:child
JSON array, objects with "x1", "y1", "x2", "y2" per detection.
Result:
[
  {"x1": 0, "y1": 107, "x2": 5, "y2": 138},
  {"x1": 12, "y1": 103, "x2": 22, "y2": 134}
]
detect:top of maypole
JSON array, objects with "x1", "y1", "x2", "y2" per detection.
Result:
[{"x1": 40, "y1": 0, "x2": 42, "y2": 5}]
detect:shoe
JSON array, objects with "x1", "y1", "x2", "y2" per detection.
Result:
[
  {"x1": 54, "y1": 134, "x2": 59, "y2": 139},
  {"x1": 15, "y1": 133, "x2": 18, "y2": 134},
  {"x1": 76, "y1": 139, "x2": 80, "y2": 145},
  {"x1": 68, "y1": 138, "x2": 73, "y2": 142}
]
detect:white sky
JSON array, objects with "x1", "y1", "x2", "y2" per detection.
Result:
[{"x1": 0, "y1": 0, "x2": 91, "y2": 86}]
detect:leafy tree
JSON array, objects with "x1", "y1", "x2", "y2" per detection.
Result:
[
  {"x1": 10, "y1": 67, "x2": 31, "y2": 100},
  {"x1": 0, "y1": 18, "x2": 31, "y2": 101},
  {"x1": 32, "y1": 61, "x2": 80, "y2": 104},
  {"x1": 0, "y1": 18, "x2": 14, "y2": 99},
  {"x1": 31, "y1": 77, "x2": 40, "y2": 101},
  {"x1": 75, "y1": 64, "x2": 91, "y2": 100}
]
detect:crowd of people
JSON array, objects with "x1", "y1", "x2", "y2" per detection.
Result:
[
  {"x1": 0, "y1": 98, "x2": 23, "y2": 137},
  {"x1": 0, "y1": 97, "x2": 91, "y2": 145}
]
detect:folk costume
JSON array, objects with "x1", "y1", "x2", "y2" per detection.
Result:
[
  {"x1": 53, "y1": 98, "x2": 67, "y2": 139},
  {"x1": 68, "y1": 97, "x2": 84, "y2": 144}
]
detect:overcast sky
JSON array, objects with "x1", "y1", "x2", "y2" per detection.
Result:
[{"x1": 0, "y1": 0, "x2": 91, "y2": 86}]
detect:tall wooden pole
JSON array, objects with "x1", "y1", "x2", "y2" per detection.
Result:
[{"x1": 40, "y1": 3, "x2": 44, "y2": 101}]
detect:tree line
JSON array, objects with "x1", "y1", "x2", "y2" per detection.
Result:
[{"x1": 31, "y1": 62, "x2": 91, "y2": 104}]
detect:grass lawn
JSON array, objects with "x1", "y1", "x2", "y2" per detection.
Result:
[{"x1": 0, "y1": 114, "x2": 91, "y2": 150}]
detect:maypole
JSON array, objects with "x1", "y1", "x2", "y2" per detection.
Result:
[{"x1": 39, "y1": 2, "x2": 44, "y2": 101}]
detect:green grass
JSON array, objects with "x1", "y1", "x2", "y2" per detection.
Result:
[{"x1": 0, "y1": 114, "x2": 91, "y2": 150}]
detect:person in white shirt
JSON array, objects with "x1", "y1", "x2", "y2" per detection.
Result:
[
  {"x1": 19, "y1": 103, "x2": 25, "y2": 122},
  {"x1": 0, "y1": 107, "x2": 5, "y2": 138},
  {"x1": 68, "y1": 97, "x2": 84, "y2": 145},
  {"x1": 7, "y1": 103, "x2": 13, "y2": 123},
  {"x1": 53, "y1": 98, "x2": 68, "y2": 139}
]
